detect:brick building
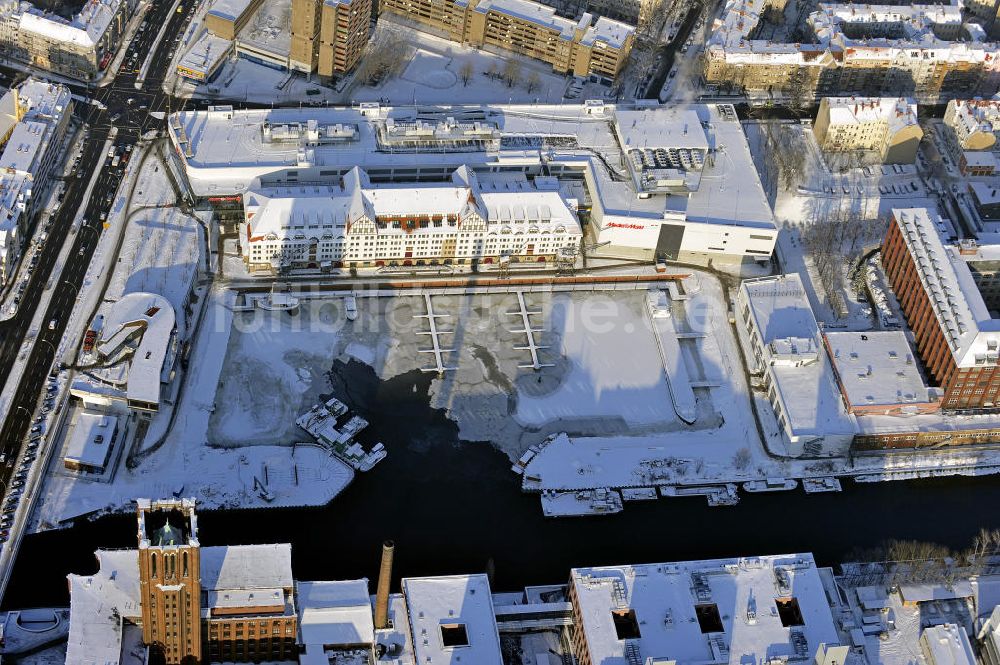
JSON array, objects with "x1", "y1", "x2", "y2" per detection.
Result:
[
  {"x1": 290, "y1": 0, "x2": 372, "y2": 76},
  {"x1": 68, "y1": 499, "x2": 299, "y2": 665},
  {"x1": 881, "y1": 208, "x2": 1000, "y2": 410}
]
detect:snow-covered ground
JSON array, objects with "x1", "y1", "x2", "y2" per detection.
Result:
[
  {"x1": 34, "y1": 287, "x2": 354, "y2": 528},
  {"x1": 30, "y1": 147, "x2": 354, "y2": 529},
  {"x1": 170, "y1": 17, "x2": 577, "y2": 105}
]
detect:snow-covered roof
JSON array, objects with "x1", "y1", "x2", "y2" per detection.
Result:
[
  {"x1": 614, "y1": 108, "x2": 709, "y2": 152},
  {"x1": 66, "y1": 550, "x2": 142, "y2": 665},
  {"x1": 891, "y1": 208, "x2": 1000, "y2": 368},
  {"x1": 63, "y1": 410, "x2": 118, "y2": 469},
  {"x1": 207, "y1": 0, "x2": 259, "y2": 22},
  {"x1": 582, "y1": 15, "x2": 635, "y2": 48},
  {"x1": 171, "y1": 103, "x2": 773, "y2": 237},
  {"x1": 900, "y1": 581, "x2": 974, "y2": 603},
  {"x1": 963, "y1": 151, "x2": 999, "y2": 169},
  {"x1": 708, "y1": 0, "x2": 998, "y2": 66},
  {"x1": 945, "y1": 100, "x2": 1000, "y2": 148},
  {"x1": 67, "y1": 542, "x2": 293, "y2": 664},
  {"x1": 244, "y1": 166, "x2": 580, "y2": 240},
  {"x1": 739, "y1": 274, "x2": 854, "y2": 438},
  {"x1": 821, "y1": 97, "x2": 919, "y2": 136},
  {"x1": 811, "y1": 1, "x2": 962, "y2": 44},
  {"x1": 201, "y1": 543, "x2": 294, "y2": 591},
  {"x1": 824, "y1": 331, "x2": 930, "y2": 409},
  {"x1": 18, "y1": 0, "x2": 125, "y2": 49},
  {"x1": 570, "y1": 554, "x2": 841, "y2": 665},
  {"x1": 0, "y1": 120, "x2": 46, "y2": 174},
  {"x1": 97, "y1": 292, "x2": 176, "y2": 409},
  {"x1": 297, "y1": 580, "x2": 374, "y2": 647},
  {"x1": 471, "y1": 0, "x2": 582, "y2": 40},
  {"x1": 235, "y1": 0, "x2": 290, "y2": 58},
  {"x1": 920, "y1": 623, "x2": 976, "y2": 665},
  {"x1": 970, "y1": 181, "x2": 1000, "y2": 206},
  {"x1": 178, "y1": 30, "x2": 232, "y2": 77},
  {"x1": 17, "y1": 78, "x2": 72, "y2": 121},
  {"x1": 402, "y1": 574, "x2": 503, "y2": 665}
]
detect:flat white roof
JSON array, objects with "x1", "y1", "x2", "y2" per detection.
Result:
[
  {"x1": 921, "y1": 624, "x2": 976, "y2": 665},
  {"x1": 18, "y1": 0, "x2": 125, "y2": 49},
  {"x1": 970, "y1": 181, "x2": 1000, "y2": 206},
  {"x1": 171, "y1": 103, "x2": 772, "y2": 226},
  {"x1": 614, "y1": 108, "x2": 709, "y2": 152},
  {"x1": 740, "y1": 275, "x2": 854, "y2": 437},
  {"x1": 207, "y1": 0, "x2": 258, "y2": 22},
  {"x1": 297, "y1": 580, "x2": 375, "y2": 647},
  {"x1": 66, "y1": 550, "x2": 142, "y2": 665},
  {"x1": 63, "y1": 410, "x2": 118, "y2": 468},
  {"x1": 571, "y1": 554, "x2": 841, "y2": 665},
  {"x1": 178, "y1": 30, "x2": 232, "y2": 76},
  {"x1": 201, "y1": 544, "x2": 294, "y2": 590},
  {"x1": 825, "y1": 331, "x2": 930, "y2": 408},
  {"x1": 236, "y1": 0, "x2": 290, "y2": 59},
  {"x1": 402, "y1": 574, "x2": 503, "y2": 665},
  {"x1": 207, "y1": 587, "x2": 284, "y2": 610},
  {"x1": 0, "y1": 120, "x2": 46, "y2": 174}
]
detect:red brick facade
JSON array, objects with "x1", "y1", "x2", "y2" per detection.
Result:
[{"x1": 882, "y1": 214, "x2": 1000, "y2": 409}]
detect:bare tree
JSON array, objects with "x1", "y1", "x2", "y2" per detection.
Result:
[
  {"x1": 459, "y1": 60, "x2": 475, "y2": 87},
  {"x1": 503, "y1": 60, "x2": 522, "y2": 88},
  {"x1": 356, "y1": 32, "x2": 407, "y2": 86},
  {"x1": 525, "y1": 71, "x2": 541, "y2": 94},
  {"x1": 732, "y1": 448, "x2": 752, "y2": 470}
]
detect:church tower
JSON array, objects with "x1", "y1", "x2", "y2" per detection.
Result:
[{"x1": 137, "y1": 499, "x2": 202, "y2": 665}]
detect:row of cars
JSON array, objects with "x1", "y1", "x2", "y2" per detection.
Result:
[
  {"x1": 0, "y1": 373, "x2": 58, "y2": 545},
  {"x1": 106, "y1": 143, "x2": 133, "y2": 177}
]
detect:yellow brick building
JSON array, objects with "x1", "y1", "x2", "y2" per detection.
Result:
[{"x1": 379, "y1": 0, "x2": 635, "y2": 79}]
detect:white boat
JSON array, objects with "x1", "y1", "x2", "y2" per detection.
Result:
[
  {"x1": 324, "y1": 396, "x2": 349, "y2": 418},
  {"x1": 345, "y1": 294, "x2": 358, "y2": 321},
  {"x1": 621, "y1": 487, "x2": 658, "y2": 501},
  {"x1": 358, "y1": 442, "x2": 387, "y2": 471},
  {"x1": 706, "y1": 485, "x2": 740, "y2": 507},
  {"x1": 511, "y1": 445, "x2": 541, "y2": 474},
  {"x1": 802, "y1": 477, "x2": 842, "y2": 493},
  {"x1": 743, "y1": 478, "x2": 798, "y2": 493},
  {"x1": 541, "y1": 489, "x2": 623, "y2": 517}
]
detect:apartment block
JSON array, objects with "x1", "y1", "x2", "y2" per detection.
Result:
[
  {"x1": 290, "y1": 0, "x2": 323, "y2": 70},
  {"x1": 379, "y1": 0, "x2": 636, "y2": 80},
  {"x1": 0, "y1": 78, "x2": 72, "y2": 286},
  {"x1": 704, "y1": 0, "x2": 1000, "y2": 102},
  {"x1": 288, "y1": 0, "x2": 372, "y2": 75},
  {"x1": 318, "y1": 0, "x2": 372, "y2": 76},
  {"x1": 1, "y1": 0, "x2": 138, "y2": 81},
  {"x1": 813, "y1": 97, "x2": 922, "y2": 164},
  {"x1": 881, "y1": 208, "x2": 1000, "y2": 411}
]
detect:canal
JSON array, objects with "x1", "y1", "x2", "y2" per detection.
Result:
[{"x1": 2, "y1": 359, "x2": 995, "y2": 608}]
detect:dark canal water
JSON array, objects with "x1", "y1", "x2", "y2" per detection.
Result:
[{"x1": 2, "y1": 360, "x2": 995, "y2": 608}]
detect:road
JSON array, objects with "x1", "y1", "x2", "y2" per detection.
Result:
[{"x1": 0, "y1": 0, "x2": 198, "y2": 504}]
